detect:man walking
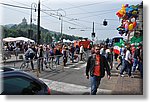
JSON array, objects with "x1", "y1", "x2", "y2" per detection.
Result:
[
  {"x1": 80, "y1": 44, "x2": 84, "y2": 61},
  {"x1": 86, "y1": 45, "x2": 111, "y2": 95}
]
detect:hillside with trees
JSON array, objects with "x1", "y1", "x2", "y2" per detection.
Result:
[{"x1": 1, "y1": 18, "x2": 82, "y2": 44}]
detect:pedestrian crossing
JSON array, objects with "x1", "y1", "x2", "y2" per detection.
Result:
[
  {"x1": 39, "y1": 61, "x2": 113, "y2": 95},
  {"x1": 64, "y1": 61, "x2": 86, "y2": 70},
  {"x1": 40, "y1": 78, "x2": 112, "y2": 95}
]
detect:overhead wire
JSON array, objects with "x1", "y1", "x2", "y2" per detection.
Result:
[
  {"x1": 0, "y1": 2, "x2": 31, "y2": 10},
  {"x1": 1, "y1": 1, "x2": 118, "y2": 33},
  {"x1": 1, "y1": 3, "x2": 30, "y2": 15},
  {"x1": 62, "y1": 0, "x2": 111, "y2": 10},
  {"x1": 67, "y1": 8, "x2": 119, "y2": 16}
]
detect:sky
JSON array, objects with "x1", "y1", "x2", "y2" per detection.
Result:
[{"x1": 0, "y1": 0, "x2": 142, "y2": 40}]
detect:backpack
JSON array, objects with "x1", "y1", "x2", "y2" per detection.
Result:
[{"x1": 50, "y1": 50, "x2": 54, "y2": 56}]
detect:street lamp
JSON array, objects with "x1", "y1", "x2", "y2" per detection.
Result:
[
  {"x1": 57, "y1": 9, "x2": 66, "y2": 42},
  {"x1": 59, "y1": 15, "x2": 63, "y2": 42},
  {"x1": 29, "y1": 3, "x2": 37, "y2": 39}
]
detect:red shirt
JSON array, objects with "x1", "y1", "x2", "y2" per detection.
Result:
[{"x1": 94, "y1": 55, "x2": 101, "y2": 76}]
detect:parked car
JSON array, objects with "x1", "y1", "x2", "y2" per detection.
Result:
[{"x1": 0, "y1": 66, "x2": 51, "y2": 95}]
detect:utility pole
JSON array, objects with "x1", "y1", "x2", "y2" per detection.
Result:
[
  {"x1": 60, "y1": 15, "x2": 63, "y2": 42},
  {"x1": 37, "y1": 0, "x2": 40, "y2": 44},
  {"x1": 93, "y1": 22, "x2": 94, "y2": 33},
  {"x1": 29, "y1": 3, "x2": 37, "y2": 39},
  {"x1": 91, "y1": 22, "x2": 95, "y2": 41}
]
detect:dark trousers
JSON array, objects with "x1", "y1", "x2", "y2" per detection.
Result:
[
  {"x1": 38, "y1": 57, "x2": 44, "y2": 71},
  {"x1": 25, "y1": 54, "x2": 34, "y2": 70},
  {"x1": 80, "y1": 53, "x2": 83, "y2": 61},
  {"x1": 114, "y1": 53, "x2": 119, "y2": 61},
  {"x1": 139, "y1": 61, "x2": 143, "y2": 78}
]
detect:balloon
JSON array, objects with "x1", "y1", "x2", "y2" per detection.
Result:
[
  {"x1": 125, "y1": 28, "x2": 128, "y2": 31},
  {"x1": 132, "y1": 10, "x2": 137, "y2": 15},
  {"x1": 119, "y1": 10, "x2": 124, "y2": 15},
  {"x1": 133, "y1": 22, "x2": 137, "y2": 28},
  {"x1": 116, "y1": 12, "x2": 123, "y2": 18},
  {"x1": 128, "y1": 6, "x2": 133, "y2": 12},
  {"x1": 131, "y1": 17, "x2": 135, "y2": 22},
  {"x1": 126, "y1": 7, "x2": 130, "y2": 13},
  {"x1": 125, "y1": 30, "x2": 129, "y2": 36},
  {"x1": 126, "y1": 12, "x2": 132, "y2": 18},
  {"x1": 122, "y1": 4, "x2": 125, "y2": 9},
  {"x1": 125, "y1": 23, "x2": 129, "y2": 29},
  {"x1": 125, "y1": 4, "x2": 129, "y2": 7},
  {"x1": 128, "y1": 23, "x2": 134, "y2": 30}
]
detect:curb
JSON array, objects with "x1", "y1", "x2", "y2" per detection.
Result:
[{"x1": 2, "y1": 60, "x2": 23, "y2": 64}]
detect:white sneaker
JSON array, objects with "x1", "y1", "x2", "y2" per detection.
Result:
[
  {"x1": 120, "y1": 74, "x2": 124, "y2": 77},
  {"x1": 131, "y1": 75, "x2": 134, "y2": 78}
]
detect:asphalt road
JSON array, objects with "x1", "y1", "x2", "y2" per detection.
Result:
[{"x1": 3, "y1": 55, "x2": 142, "y2": 95}]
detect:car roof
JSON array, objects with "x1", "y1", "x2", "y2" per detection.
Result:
[{"x1": 2, "y1": 70, "x2": 46, "y2": 86}]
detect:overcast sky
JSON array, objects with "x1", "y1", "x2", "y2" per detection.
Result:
[{"x1": 0, "y1": 0, "x2": 142, "y2": 40}]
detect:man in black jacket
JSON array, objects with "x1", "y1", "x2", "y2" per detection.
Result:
[{"x1": 86, "y1": 45, "x2": 111, "y2": 95}]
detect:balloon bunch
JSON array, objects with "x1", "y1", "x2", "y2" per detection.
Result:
[{"x1": 116, "y1": 4, "x2": 139, "y2": 36}]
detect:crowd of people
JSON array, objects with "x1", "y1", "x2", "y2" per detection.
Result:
[
  {"x1": 12, "y1": 42, "x2": 86, "y2": 72},
  {"x1": 3, "y1": 40, "x2": 143, "y2": 78},
  {"x1": 88, "y1": 43, "x2": 143, "y2": 78},
  {"x1": 2, "y1": 40, "x2": 143, "y2": 95},
  {"x1": 85, "y1": 43, "x2": 143, "y2": 95}
]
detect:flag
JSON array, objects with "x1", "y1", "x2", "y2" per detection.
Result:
[{"x1": 113, "y1": 39, "x2": 124, "y2": 55}]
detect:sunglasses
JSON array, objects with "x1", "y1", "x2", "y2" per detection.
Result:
[{"x1": 96, "y1": 49, "x2": 100, "y2": 50}]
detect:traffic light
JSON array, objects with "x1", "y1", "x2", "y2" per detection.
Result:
[
  {"x1": 103, "y1": 20, "x2": 108, "y2": 26},
  {"x1": 91, "y1": 32, "x2": 95, "y2": 38}
]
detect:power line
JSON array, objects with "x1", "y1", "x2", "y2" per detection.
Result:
[
  {"x1": 0, "y1": 2, "x2": 31, "y2": 10},
  {"x1": 78, "y1": 10, "x2": 116, "y2": 19},
  {"x1": 67, "y1": 8, "x2": 119, "y2": 16},
  {"x1": 63, "y1": 0, "x2": 111, "y2": 10},
  {"x1": 64, "y1": 16, "x2": 91, "y2": 28},
  {"x1": 41, "y1": 10, "x2": 94, "y2": 31},
  {"x1": 1, "y1": 4, "x2": 30, "y2": 15},
  {"x1": 42, "y1": 4, "x2": 58, "y2": 12},
  {"x1": 11, "y1": 0, "x2": 30, "y2": 7},
  {"x1": 59, "y1": 0, "x2": 89, "y2": 14}
]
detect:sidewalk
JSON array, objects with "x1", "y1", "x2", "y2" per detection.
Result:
[
  {"x1": 97, "y1": 59, "x2": 143, "y2": 95},
  {"x1": 112, "y1": 72, "x2": 143, "y2": 95}
]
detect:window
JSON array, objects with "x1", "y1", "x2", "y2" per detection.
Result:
[{"x1": 2, "y1": 77, "x2": 42, "y2": 95}]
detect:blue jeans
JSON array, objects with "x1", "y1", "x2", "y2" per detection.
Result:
[
  {"x1": 132, "y1": 58, "x2": 139, "y2": 72},
  {"x1": 56, "y1": 56, "x2": 60, "y2": 65},
  {"x1": 120, "y1": 60, "x2": 132, "y2": 76},
  {"x1": 90, "y1": 76, "x2": 101, "y2": 95},
  {"x1": 71, "y1": 52, "x2": 74, "y2": 62}
]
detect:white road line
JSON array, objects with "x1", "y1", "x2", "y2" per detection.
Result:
[
  {"x1": 40, "y1": 78, "x2": 112, "y2": 95},
  {"x1": 64, "y1": 63, "x2": 86, "y2": 70}
]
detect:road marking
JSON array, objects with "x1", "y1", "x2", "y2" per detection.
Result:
[
  {"x1": 64, "y1": 63, "x2": 86, "y2": 70},
  {"x1": 40, "y1": 78, "x2": 112, "y2": 95}
]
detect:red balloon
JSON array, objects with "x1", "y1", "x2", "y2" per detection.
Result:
[
  {"x1": 133, "y1": 22, "x2": 137, "y2": 28},
  {"x1": 116, "y1": 12, "x2": 123, "y2": 18}
]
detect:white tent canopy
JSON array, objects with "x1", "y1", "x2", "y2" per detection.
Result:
[
  {"x1": 2, "y1": 37, "x2": 35, "y2": 43},
  {"x1": 15, "y1": 37, "x2": 35, "y2": 42},
  {"x1": 63, "y1": 39, "x2": 72, "y2": 43},
  {"x1": 3, "y1": 37, "x2": 16, "y2": 42}
]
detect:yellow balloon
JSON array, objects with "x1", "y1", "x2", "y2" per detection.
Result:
[
  {"x1": 132, "y1": 11, "x2": 137, "y2": 15},
  {"x1": 122, "y1": 4, "x2": 125, "y2": 8},
  {"x1": 128, "y1": 23, "x2": 133, "y2": 30},
  {"x1": 120, "y1": 10, "x2": 125, "y2": 15}
]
